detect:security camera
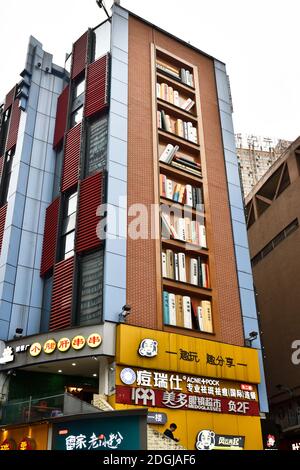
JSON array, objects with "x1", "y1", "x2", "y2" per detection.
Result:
[{"x1": 122, "y1": 304, "x2": 131, "y2": 313}]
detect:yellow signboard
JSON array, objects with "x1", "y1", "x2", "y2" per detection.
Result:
[{"x1": 116, "y1": 325, "x2": 260, "y2": 384}]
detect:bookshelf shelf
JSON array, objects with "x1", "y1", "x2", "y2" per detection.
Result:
[
  {"x1": 158, "y1": 129, "x2": 200, "y2": 152},
  {"x1": 156, "y1": 71, "x2": 196, "y2": 94},
  {"x1": 159, "y1": 162, "x2": 202, "y2": 183},
  {"x1": 160, "y1": 197, "x2": 205, "y2": 217},
  {"x1": 157, "y1": 98, "x2": 198, "y2": 123},
  {"x1": 164, "y1": 325, "x2": 214, "y2": 337},
  {"x1": 161, "y1": 238, "x2": 209, "y2": 256},
  {"x1": 163, "y1": 278, "x2": 212, "y2": 297}
]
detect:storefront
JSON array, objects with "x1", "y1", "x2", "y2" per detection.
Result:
[
  {"x1": 0, "y1": 423, "x2": 49, "y2": 450},
  {"x1": 113, "y1": 324, "x2": 263, "y2": 450}
]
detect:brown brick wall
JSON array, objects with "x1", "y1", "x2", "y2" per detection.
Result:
[{"x1": 127, "y1": 16, "x2": 244, "y2": 346}]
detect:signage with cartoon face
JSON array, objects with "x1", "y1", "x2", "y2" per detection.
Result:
[
  {"x1": 195, "y1": 430, "x2": 245, "y2": 450},
  {"x1": 138, "y1": 339, "x2": 158, "y2": 358},
  {"x1": 196, "y1": 430, "x2": 216, "y2": 450}
]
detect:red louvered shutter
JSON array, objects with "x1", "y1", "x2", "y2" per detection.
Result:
[
  {"x1": 76, "y1": 172, "x2": 103, "y2": 254},
  {"x1": 0, "y1": 204, "x2": 7, "y2": 254},
  {"x1": 40, "y1": 198, "x2": 60, "y2": 277},
  {"x1": 49, "y1": 257, "x2": 74, "y2": 331},
  {"x1": 71, "y1": 31, "x2": 88, "y2": 80},
  {"x1": 61, "y1": 123, "x2": 81, "y2": 192},
  {"x1": 85, "y1": 55, "x2": 109, "y2": 118},
  {"x1": 4, "y1": 86, "x2": 16, "y2": 112},
  {"x1": 6, "y1": 100, "x2": 21, "y2": 151},
  {"x1": 53, "y1": 85, "x2": 69, "y2": 149}
]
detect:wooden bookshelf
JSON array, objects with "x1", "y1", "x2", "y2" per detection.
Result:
[{"x1": 152, "y1": 45, "x2": 216, "y2": 336}]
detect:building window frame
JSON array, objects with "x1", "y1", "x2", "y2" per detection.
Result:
[
  {"x1": 0, "y1": 147, "x2": 15, "y2": 206},
  {"x1": 60, "y1": 190, "x2": 78, "y2": 260}
]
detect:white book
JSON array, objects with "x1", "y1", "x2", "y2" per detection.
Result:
[
  {"x1": 202, "y1": 301, "x2": 213, "y2": 333},
  {"x1": 199, "y1": 224, "x2": 207, "y2": 248},
  {"x1": 191, "y1": 221, "x2": 197, "y2": 245},
  {"x1": 182, "y1": 98, "x2": 194, "y2": 111},
  {"x1": 173, "y1": 90, "x2": 180, "y2": 107},
  {"x1": 156, "y1": 83, "x2": 161, "y2": 98},
  {"x1": 197, "y1": 306, "x2": 204, "y2": 331},
  {"x1": 178, "y1": 252, "x2": 186, "y2": 282},
  {"x1": 177, "y1": 218, "x2": 186, "y2": 242},
  {"x1": 168, "y1": 293, "x2": 177, "y2": 326},
  {"x1": 159, "y1": 144, "x2": 174, "y2": 163},
  {"x1": 185, "y1": 185, "x2": 193, "y2": 207},
  {"x1": 187, "y1": 122, "x2": 193, "y2": 141},
  {"x1": 183, "y1": 122, "x2": 188, "y2": 140},
  {"x1": 183, "y1": 296, "x2": 192, "y2": 329},
  {"x1": 201, "y1": 262, "x2": 207, "y2": 288},
  {"x1": 192, "y1": 127, "x2": 198, "y2": 144},
  {"x1": 162, "y1": 252, "x2": 167, "y2": 278},
  {"x1": 174, "y1": 253, "x2": 179, "y2": 281},
  {"x1": 166, "y1": 179, "x2": 174, "y2": 200},
  {"x1": 190, "y1": 258, "x2": 198, "y2": 285}
]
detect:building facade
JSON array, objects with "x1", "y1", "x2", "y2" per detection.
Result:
[
  {"x1": 0, "y1": 3, "x2": 267, "y2": 450},
  {"x1": 236, "y1": 134, "x2": 290, "y2": 198},
  {"x1": 246, "y1": 137, "x2": 300, "y2": 449}
]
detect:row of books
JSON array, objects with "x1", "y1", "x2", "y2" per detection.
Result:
[
  {"x1": 163, "y1": 291, "x2": 213, "y2": 332},
  {"x1": 157, "y1": 83, "x2": 195, "y2": 112},
  {"x1": 159, "y1": 144, "x2": 202, "y2": 177},
  {"x1": 162, "y1": 250, "x2": 210, "y2": 288},
  {"x1": 157, "y1": 110, "x2": 198, "y2": 144},
  {"x1": 160, "y1": 174, "x2": 204, "y2": 209},
  {"x1": 156, "y1": 60, "x2": 194, "y2": 87},
  {"x1": 161, "y1": 212, "x2": 207, "y2": 248}
]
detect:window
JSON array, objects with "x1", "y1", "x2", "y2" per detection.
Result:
[
  {"x1": 70, "y1": 106, "x2": 83, "y2": 128},
  {"x1": 0, "y1": 107, "x2": 11, "y2": 156},
  {"x1": 40, "y1": 276, "x2": 53, "y2": 333},
  {"x1": 86, "y1": 116, "x2": 108, "y2": 176},
  {"x1": 70, "y1": 77, "x2": 85, "y2": 128},
  {"x1": 78, "y1": 250, "x2": 104, "y2": 326},
  {"x1": 94, "y1": 20, "x2": 111, "y2": 61},
  {"x1": 74, "y1": 78, "x2": 85, "y2": 99},
  {"x1": 61, "y1": 191, "x2": 78, "y2": 259},
  {"x1": 1, "y1": 148, "x2": 15, "y2": 205}
]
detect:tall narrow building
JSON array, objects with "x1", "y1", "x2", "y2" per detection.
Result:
[{"x1": 0, "y1": 3, "x2": 267, "y2": 450}]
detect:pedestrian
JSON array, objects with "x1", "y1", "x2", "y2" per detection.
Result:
[{"x1": 163, "y1": 423, "x2": 180, "y2": 442}]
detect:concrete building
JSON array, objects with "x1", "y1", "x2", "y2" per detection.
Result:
[
  {"x1": 0, "y1": 3, "x2": 267, "y2": 450},
  {"x1": 236, "y1": 134, "x2": 290, "y2": 197},
  {"x1": 246, "y1": 137, "x2": 300, "y2": 449}
]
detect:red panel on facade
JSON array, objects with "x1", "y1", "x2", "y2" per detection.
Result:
[
  {"x1": 85, "y1": 55, "x2": 109, "y2": 118},
  {"x1": 6, "y1": 100, "x2": 21, "y2": 152},
  {"x1": 49, "y1": 257, "x2": 74, "y2": 331},
  {"x1": 0, "y1": 204, "x2": 7, "y2": 254},
  {"x1": 4, "y1": 86, "x2": 16, "y2": 112},
  {"x1": 71, "y1": 31, "x2": 88, "y2": 80},
  {"x1": 61, "y1": 123, "x2": 81, "y2": 192},
  {"x1": 76, "y1": 172, "x2": 103, "y2": 254},
  {"x1": 53, "y1": 85, "x2": 69, "y2": 149},
  {"x1": 40, "y1": 198, "x2": 60, "y2": 277}
]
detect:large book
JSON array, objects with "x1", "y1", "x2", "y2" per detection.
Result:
[
  {"x1": 176, "y1": 295, "x2": 184, "y2": 327},
  {"x1": 197, "y1": 256, "x2": 203, "y2": 287},
  {"x1": 166, "y1": 249, "x2": 174, "y2": 279},
  {"x1": 171, "y1": 161, "x2": 201, "y2": 176},
  {"x1": 159, "y1": 144, "x2": 174, "y2": 163},
  {"x1": 185, "y1": 184, "x2": 193, "y2": 207},
  {"x1": 183, "y1": 296, "x2": 192, "y2": 329},
  {"x1": 190, "y1": 258, "x2": 198, "y2": 285},
  {"x1": 156, "y1": 83, "x2": 161, "y2": 98},
  {"x1": 201, "y1": 261, "x2": 207, "y2": 288},
  {"x1": 161, "y1": 110, "x2": 168, "y2": 131},
  {"x1": 166, "y1": 179, "x2": 174, "y2": 200},
  {"x1": 162, "y1": 252, "x2": 167, "y2": 278},
  {"x1": 161, "y1": 212, "x2": 178, "y2": 239},
  {"x1": 160, "y1": 174, "x2": 166, "y2": 197},
  {"x1": 177, "y1": 218, "x2": 186, "y2": 242},
  {"x1": 174, "y1": 253, "x2": 179, "y2": 281},
  {"x1": 168, "y1": 293, "x2": 177, "y2": 326},
  {"x1": 176, "y1": 119, "x2": 184, "y2": 138},
  {"x1": 157, "y1": 111, "x2": 162, "y2": 128},
  {"x1": 181, "y1": 98, "x2": 195, "y2": 112},
  {"x1": 185, "y1": 217, "x2": 192, "y2": 243},
  {"x1": 201, "y1": 300, "x2": 213, "y2": 333},
  {"x1": 178, "y1": 252, "x2": 186, "y2": 282},
  {"x1": 163, "y1": 291, "x2": 170, "y2": 325},
  {"x1": 197, "y1": 306, "x2": 204, "y2": 331},
  {"x1": 199, "y1": 224, "x2": 207, "y2": 248},
  {"x1": 173, "y1": 90, "x2": 180, "y2": 107},
  {"x1": 173, "y1": 157, "x2": 200, "y2": 170}
]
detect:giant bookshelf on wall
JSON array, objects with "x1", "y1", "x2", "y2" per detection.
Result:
[{"x1": 151, "y1": 45, "x2": 215, "y2": 337}]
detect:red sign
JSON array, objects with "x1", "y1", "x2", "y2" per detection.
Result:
[
  {"x1": 116, "y1": 385, "x2": 260, "y2": 417},
  {"x1": 0, "y1": 439, "x2": 17, "y2": 451},
  {"x1": 18, "y1": 438, "x2": 36, "y2": 451},
  {"x1": 240, "y1": 384, "x2": 253, "y2": 391}
]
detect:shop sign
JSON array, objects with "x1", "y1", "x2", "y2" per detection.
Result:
[
  {"x1": 18, "y1": 437, "x2": 36, "y2": 451},
  {"x1": 0, "y1": 346, "x2": 14, "y2": 365},
  {"x1": 57, "y1": 338, "x2": 71, "y2": 353},
  {"x1": 71, "y1": 336, "x2": 86, "y2": 351},
  {"x1": 27, "y1": 333, "x2": 102, "y2": 358},
  {"x1": 292, "y1": 442, "x2": 300, "y2": 451},
  {"x1": 116, "y1": 367, "x2": 259, "y2": 417},
  {"x1": 0, "y1": 439, "x2": 17, "y2": 451},
  {"x1": 138, "y1": 339, "x2": 158, "y2": 358},
  {"x1": 29, "y1": 343, "x2": 42, "y2": 357},
  {"x1": 43, "y1": 339, "x2": 57, "y2": 354},
  {"x1": 87, "y1": 334, "x2": 102, "y2": 348},
  {"x1": 147, "y1": 412, "x2": 167, "y2": 425},
  {"x1": 195, "y1": 430, "x2": 245, "y2": 450}
]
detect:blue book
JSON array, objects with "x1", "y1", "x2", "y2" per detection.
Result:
[{"x1": 163, "y1": 291, "x2": 170, "y2": 325}]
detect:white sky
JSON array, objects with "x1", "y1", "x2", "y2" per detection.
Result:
[{"x1": 0, "y1": 0, "x2": 299, "y2": 141}]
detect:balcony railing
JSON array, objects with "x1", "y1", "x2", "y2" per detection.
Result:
[{"x1": 0, "y1": 392, "x2": 101, "y2": 426}]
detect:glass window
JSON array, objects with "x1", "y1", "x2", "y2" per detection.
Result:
[
  {"x1": 65, "y1": 53, "x2": 72, "y2": 74},
  {"x1": 74, "y1": 79, "x2": 85, "y2": 99},
  {"x1": 1, "y1": 149, "x2": 14, "y2": 205},
  {"x1": 86, "y1": 116, "x2": 108, "y2": 176},
  {"x1": 94, "y1": 20, "x2": 111, "y2": 61},
  {"x1": 40, "y1": 276, "x2": 53, "y2": 333},
  {"x1": 61, "y1": 191, "x2": 77, "y2": 260},
  {"x1": 53, "y1": 148, "x2": 63, "y2": 200},
  {"x1": 70, "y1": 106, "x2": 83, "y2": 128},
  {"x1": 78, "y1": 251, "x2": 103, "y2": 326}
]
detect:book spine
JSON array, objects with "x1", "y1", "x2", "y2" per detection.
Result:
[
  {"x1": 163, "y1": 291, "x2": 170, "y2": 325},
  {"x1": 166, "y1": 179, "x2": 173, "y2": 200},
  {"x1": 201, "y1": 261, "x2": 207, "y2": 288},
  {"x1": 178, "y1": 252, "x2": 186, "y2": 282},
  {"x1": 176, "y1": 295, "x2": 184, "y2": 327},
  {"x1": 185, "y1": 217, "x2": 192, "y2": 243},
  {"x1": 185, "y1": 184, "x2": 193, "y2": 207},
  {"x1": 190, "y1": 258, "x2": 198, "y2": 285},
  {"x1": 162, "y1": 252, "x2": 167, "y2": 278},
  {"x1": 157, "y1": 111, "x2": 162, "y2": 129},
  {"x1": 159, "y1": 144, "x2": 174, "y2": 163},
  {"x1": 161, "y1": 110, "x2": 167, "y2": 131},
  {"x1": 168, "y1": 293, "x2": 177, "y2": 326},
  {"x1": 197, "y1": 256, "x2": 203, "y2": 287},
  {"x1": 199, "y1": 224, "x2": 207, "y2": 248},
  {"x1": 171, "y1": 162, "x2": 201, "y2": 176},
  {"x1": 192, "y1": 186, "x2": 197, "y2": 208},
  {"x1": 174, "y1": 90, "x2": 180, "y2": 107},
  {"x1": 156, "y1": 83, "x2": 161, "y2": 98},
  {"x1": 174, "y1": 253, "x2": 179, "y2": 281},
  {"x1": 201, "y1": 300, "x2": 213, "y2": 333},
  {"x1": 178, "y1": 184, "x2": 185, "y2": 203},
  {"x1": 177, "y1": 218, "x2": 186, "y2": 242},
  {"x1": 197, "y1": 306, "x2": 204, "y2": 331},
  {"x1": 183, "y1": 296, "x2": 192, "y2": 329}
]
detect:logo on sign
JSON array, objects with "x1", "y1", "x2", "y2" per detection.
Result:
[
  {"x1": 196, "y1": 430, "x2": 216, "y2": 451},
  {"x1": 138, "y1": 339, "x2": 158, "y2": 358},
  {"x1": 0, "y1": 346, "x2": 14, "y2": 365},
  {"x1": 120, "y1": 368, "x2": 136, "y2": 385}
]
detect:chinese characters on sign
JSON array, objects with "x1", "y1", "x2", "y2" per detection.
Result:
[
  {"x1": 180, "y1": 350, "x2": 200, "y2": 362},
  {"x1": 27, "y1": 333, "x2": 102, "y2": 357},
  {"x1": 65, "y1": 432, "x2": 124, "y2": 451}
]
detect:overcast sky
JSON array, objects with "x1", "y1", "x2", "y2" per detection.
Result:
[{"x1": 0, "y1": 0, "x2": 299, "y2": 141}]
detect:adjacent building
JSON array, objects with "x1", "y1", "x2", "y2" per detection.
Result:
[
  {"x1": 246, "y1": 137, "x2": 300, "y2": 449},
  {"x1": 0, "y1": 3, "x2": 267, "y2": 450},
  {"x1": 236, "y1": 134, "x2": 290, "y2": 197}
]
